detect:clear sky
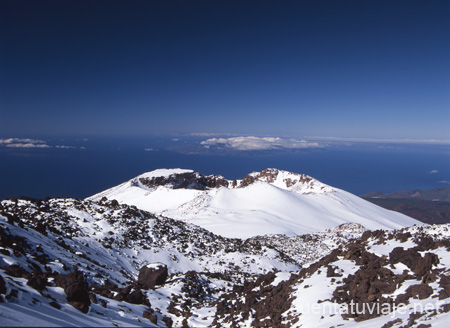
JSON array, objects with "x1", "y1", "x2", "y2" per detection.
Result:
[{"x1": 1, "y1": 0, "x2": 449, "y2": 139}]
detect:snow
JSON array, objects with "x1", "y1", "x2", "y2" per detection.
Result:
[
  {"x1": 1, "y1": 198, "x2": 296, "y2": 327},
  {"x1": 199, "y1": 136, "x2": 319, "y2": 151},
  {"x1": 88, "y1": 168, "x2": 421, "y2": 239},
  {"x1": 2, "y1": 197, "x2": 450, "y2": 328},
  {"x1": 0, "y1": 280, "x2": 155, "y2": 327},
  {"x1": 271, "y1": 272, "x2": 292, "y2": 286},
  {"x1": 145, "y1": 263, "x2": 165, "y2": 269},
  {"x1": 138, "y1": 168, "x2": 193, "y2": 179},
  {"x1": 2, "y1": 168, "x2": 447, "y2": 328}
]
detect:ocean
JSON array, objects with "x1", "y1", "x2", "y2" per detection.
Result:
[{"x1": 0, "y1": 136, "x2": 449, "y2": 199}]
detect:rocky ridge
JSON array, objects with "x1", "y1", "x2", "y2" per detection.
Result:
[
  {"x1": 212, "y1": 225, "x2": 450, "y2": 327},
  {"x1": 133, "y1": 168, "x2": 331, "y2": 193}
]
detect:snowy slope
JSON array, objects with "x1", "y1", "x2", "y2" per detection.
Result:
[
  {"x1": 1, "y1": 196, "x2": 449, "y2": 327},
  {"x1": 0, "y1": 197, "x2": 302, "y2": 327},
  {"x1": 213, "y1": 224, "x2": 450, "y2": 328},
  {"x1": 88, "y1": 168, "x2": 421, "y2": 238}
]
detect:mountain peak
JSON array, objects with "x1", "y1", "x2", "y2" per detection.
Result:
[
  {"x1": 239, "y1": 168, "x2": 332, "y2": 193},
  {"x1": 134, "y1": 169, "x2": 228, "y2": 190},
  {"x1": 127, "y1": 168, "x2": 333, "y2": 193},
  {"x1": 87, "y1": 168, "x2": 420, "y2": 239}
]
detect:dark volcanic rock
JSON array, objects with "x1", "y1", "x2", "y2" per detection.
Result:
[
  {"x1": 162, "y1": 315, "x2": 173, "y2": 328},
  {"x1": 333, "y1": 246, "x2": 406, "y2": 321},
  {"x1": 54, "y1": 271, "x2": 91, "y2": 313},
  {"x1": 212, "y1": 271, "x2": 298, "y2": 327},
  {"x1": 143, "y1": 309, "x2": 158, "y2": 324},
  {"x1": 138, "y1": 263, "x2": 168, "y2": 289},
  {"x1": 439, "y1": 275, "x2": 450, "y2": 300},
  {"x1": 0, "y1": 275, "x2": 6, "y2": 295},
  {"x1": 68, "y1": 301, "x2": 90, "y2": 313},
  {"x1": 90, "y1": 280, "x2": 117, "y2": 299},
  {"x1": 27, "y1": 271, "x2": 48, "y2": 292},
  {"x1": 3, "y1": 264, "x2": 28, "y2": 279},
  {"x1": 327, "y1": 265, "x2": 343, "y2": 277},
  {"x1": 126, "y1": 289, "x2": 147, "y2": 305},
  {"x1": 139, "y1": 172, "x2": 228, "y2": 190},
  {"x1": 239, "y1": 168, "x2": 313, "y2": 188},
  {"x1": 406, "y1": 284, "x2": 433, "y2": 300},
  {"x1": 389, "y1": 247, "x2": 422, "y2": 271},
  {"x1": 414, "y1": 253, "x2": 440, "y2": 278},
  {"x1": 389, "y1": 247, "x2": 439, "y2": 278}
]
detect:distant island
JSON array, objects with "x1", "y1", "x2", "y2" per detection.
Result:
[{"x1": 362, "y1": 187, "x2": 450, "y2": 224}]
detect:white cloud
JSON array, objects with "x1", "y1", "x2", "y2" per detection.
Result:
[
  {"x1": 200, "y1": 136, "x2": 321, "y2": 151},
  {"x1": 0, "y1": 138, "x2": 46, "y2": 145},
  {"x1": 189, "y1": 132, "x2": 238, "y2": 137},
  {"x1": 5, "y1": 143, "x2": 51, "y2": 148},
  {"x1": 429, "y1": 169, "x2": 439, "y2": 174},
  {"x1": 55, "y1": 145, "x2": 75, "y2": 149},
  {"x1": 0, "y1": 138, "x2": 79, "y2": 149},
  {"x1": 1, "y1": 138, "x2": 50, "y2": 148},
  {"x1": 439, "y1": 181, "x2": 450, "y2": 185}
]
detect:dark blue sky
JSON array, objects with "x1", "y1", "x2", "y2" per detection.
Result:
[{"x1": 1, "y1": 0, "x2": 449, "y2": 139}]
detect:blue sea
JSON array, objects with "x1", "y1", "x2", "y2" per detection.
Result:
[{"x1": 1, "y1": 136, "x2": 449, "y2": 199}]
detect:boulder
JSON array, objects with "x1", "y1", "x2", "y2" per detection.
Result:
[
  {"x1": 138, "y1": 263, "x2": 168, "y2": 289},
  {"x1": 4, "y1": 264, "x2": 28, "y2": 278},
  {"x1": 389, "y1": 247, "x2": 439, "y2": 278},
  {"x1": 0, "y1": 275, "x2": 6, "y2": 294},
  {"x1": 143, "y1": 309, "x2": 158, "y2": 324},
  {"x1": 126, "y1": 289, "x2": 147, "y2": 305},
  {"x1": 389, "y1": 247, "x2": 422, "y2": 271},
  {"x1": 439, "y1": 275, "x2": 450, "y2": 299},
  {"x1": 414, "y1": 253, "x2": 439, "y2": 278},
  {"x1": 54, "y1": 271, "x2": 91, "y2": 313},
  {"x1": 406, "y1": 284, "x2": 433, "y2": 300},
  {"x1": 27, "y1": 272, "x2": 48, "y2": 291},
  {"x1": 162, "y1": 315, "x2": 173, "y2": 328}
]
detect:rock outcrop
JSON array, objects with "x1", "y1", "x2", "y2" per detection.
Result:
[
  {"x1": 139, "y1": 172, "x2": 229, "y2": 190},
  {"x1": 138, "y1": 263, "x2": 169, "y2": 289},
  {"x1": 54, "y1": 270, "x2": 91, "y2": 313}
]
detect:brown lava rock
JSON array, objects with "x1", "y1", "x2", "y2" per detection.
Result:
[
  {"x1": 54, "y1": 270, "x2": 91, "y2": 313},
  {"x1": 27, "y1": 271, "x2": 48, "y2": 292},
  {"x1": 389, "y1": 247, "x2": 439, "y2": 278},
  {"x1": 439, "y1": 275, "x2": 450, "y2": 299},
  {"x1": 0, "y1": 275, "x2": 6, "y2": 295},
  {"x1": 143, "y1": 309, "x2": 158, "y2": 324},
  {"x1": 138, "y1": 263, "x2": 168, "y2": 289}
]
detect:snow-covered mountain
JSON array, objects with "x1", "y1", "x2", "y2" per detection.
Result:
[
  {"x1": 0, "y1": 168, "x2": 440, "y2": 327},
  {"x1": 88, "y1": 168, "x2": 421, "y2": 238}
]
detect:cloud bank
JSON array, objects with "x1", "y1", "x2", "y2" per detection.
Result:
[
  {"x1": 200, "y1": 136, "x2": 321, "y2": 151},
  {"x1": 189, "y1": 132, "x2": 238, "y2": 137},
  {"x1": 0, "y1": 138, "x2": 50, "y2": 148},
  {"x1": 0, "y1": 138, "x2": 77, "y2": 149}
]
